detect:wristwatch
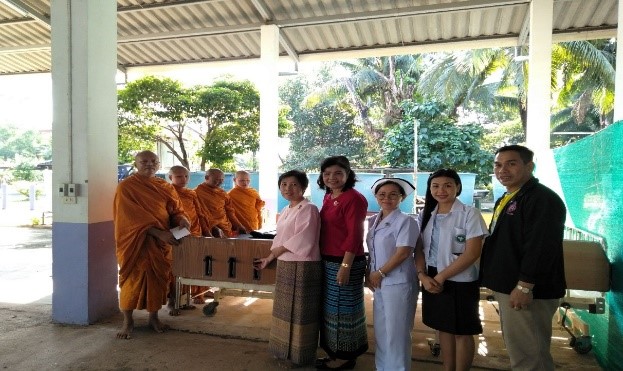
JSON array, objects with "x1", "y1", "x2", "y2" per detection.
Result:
[{"x1": 516, "y1": 284, "x2": 532, "y2": 294}]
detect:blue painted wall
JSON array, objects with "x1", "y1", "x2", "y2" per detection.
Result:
[{"x1": 52, "y1": 221, "x2": 118, "y2": 324}]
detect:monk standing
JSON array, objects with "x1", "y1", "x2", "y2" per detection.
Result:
[
  {"x1": 195, "y1": 168, "x2": 247, "y2": 237},
  {"x1": 114, "y1": 151, "x2": 190, "y2": 339},
  {"x1": 168, "y1": 165, "x2": 215, "y2": 308},
  {"x1": 168, "y1": 166, "x2": 214, "y2": 238},
  {"x1": 228, "y1": 170, "x2": 265, "y2": 232}
]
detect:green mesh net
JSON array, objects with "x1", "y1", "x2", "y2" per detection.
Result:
[{"x1": 554, "y1": 121, "x2": 623, "y2": 368}]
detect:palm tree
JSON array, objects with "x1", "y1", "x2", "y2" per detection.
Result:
[
  {"x1": 311, "y1": 56, "x2": 426, "y2": 141},
  {"x1": 552, "y1": 39, "x2": 616, "y2": 131},
  {"x1": 419, "y1": 40, "x2": 615, "y2": 142}
]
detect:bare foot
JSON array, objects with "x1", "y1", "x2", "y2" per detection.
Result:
[
  {"x1": 116, "y1": 318, "x2": 134, "y2": 339},
  {"x1": 148, "y1": 318, "x2": 170, "y2": 333}
]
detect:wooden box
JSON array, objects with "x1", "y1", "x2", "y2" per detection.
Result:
[
  {"x1": 173, "y1": 236, "x2": 276, "y2": 285},
  {"x1": 563, "y1": 240, "x2": 610, "y2": 292}
]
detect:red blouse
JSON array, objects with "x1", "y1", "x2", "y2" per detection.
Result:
[{"x1": 319, "y1": 188, "x2": 368, "y2": 257}]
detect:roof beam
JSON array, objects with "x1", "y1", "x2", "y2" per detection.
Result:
[
  {"x1": 2, "y1": 25, "x2": 614, "y2": 59},
  {"x1": 518, "y1": 9, "x2": 530, "y2": 45},
  {"x1": 0, "y1": 43, "x2": 49, "y2": 55},
  {"x1": 0, "y1": 16, "x2": 36, "y2": 26},
  {"x1": 249, "y1": 0, "x2": 298, "y2": 63},
  {"x1": 249, "y1": 0, "x2": 274, "y2": 21},
  {"x1": 279, "y1": 32, "x2": 299, "y2": 63},
  {"x1": 118, "y1": 23, "x2": 262, "y2": 44},
  {"x1": 278, "y1": 0, "x2": 529, "y2": 28},
  {"x1": 117, "y1": 0, "x2": 226, "y2": 13},
  {"x1": 0, "y1": 0, "x2": 50, "y2": 28}
]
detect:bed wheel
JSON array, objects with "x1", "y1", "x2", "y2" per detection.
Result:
[
  {"x1": 428, "y1": 339, "x2": 440, "y2": 357},
  {"x1": 203, "y1": 301, "x2": 219, "y2": 316},
  {"x1": 573, "y1": 336, "x2": 593, "y2": 354}
]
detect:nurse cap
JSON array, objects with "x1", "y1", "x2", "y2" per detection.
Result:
[{"x1": 371, "y1": 177, "x2": 415, "y2": 197}]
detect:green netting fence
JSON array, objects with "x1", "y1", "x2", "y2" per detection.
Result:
[{"x1": 554, "y1": 121, "x2": 623, "y2": 370}]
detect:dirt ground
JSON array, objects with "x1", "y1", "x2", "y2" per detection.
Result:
[
  {"x1": 0, "y1": 289, "x2": 603, "y2": 371},
  {"x1": 0, "y1": 220, "x2": 604, "y2": 370}
]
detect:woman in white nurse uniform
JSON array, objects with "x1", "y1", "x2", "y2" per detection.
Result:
[{"x1": 366, "y1": 177, "x2": 419, "y2": 371}]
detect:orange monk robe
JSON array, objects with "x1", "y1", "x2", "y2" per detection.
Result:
[
  {"x1": 172, "y1": 186, "x2": 211, "y2": 298},
  {"x1": 173, "y1": 186, "x2": 213, "y2": 237},
  {"x1": 195, "y1": 183, "x2": 242, "y2": 236},
  {"x1": 114, "y1": 174, "x2": 188, "y2": 312},
  {"x1": 228, "y1": 186, "x2": 265, "y2": 231}
]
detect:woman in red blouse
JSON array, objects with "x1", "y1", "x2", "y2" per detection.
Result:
[{"x1": 316, "y1": 156, "x2": 369, "y2": 370}]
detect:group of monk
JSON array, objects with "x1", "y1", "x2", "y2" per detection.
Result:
[{"x1": 113, "y1": 150, "x2": 265, "y2": 339}]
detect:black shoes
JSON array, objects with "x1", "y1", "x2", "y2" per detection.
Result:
[
  {"x1": 315, "y1": 357, "x2": 332, "y2": 369},
  {"x1": 315, "y1": 357, "x2": 356, "y2": 370}
]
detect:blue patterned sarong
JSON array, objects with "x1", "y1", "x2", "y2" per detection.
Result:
[{"x1": 319, "y1": 256, "x2": 368, "y2": 360}]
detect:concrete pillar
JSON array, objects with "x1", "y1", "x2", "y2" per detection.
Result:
[
  {"x1": 50, "y1": 0, "x2": 118, "y2": 324},
  {"x1": 526, "y1": 0, "x2": 554, "y2": 151},
  {"x1": 615, "y1": 0, "x2": 623, "y2": 121},
  {"x1": 258, "y1": 25, "x2": 280, "y2": 220}
]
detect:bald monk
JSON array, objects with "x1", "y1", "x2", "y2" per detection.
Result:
[
  {"x1": 168, "y1": 165, "x2": 215, "y2": 309},
  {"x1": 114, "y1": 150, "x2": 191, "y2": 339},
  {"x1": 228, "y1": 170, "x2": 265, "y2": 231},
  {"x1": 195, "y1": 168, "x2": 247, "y2": 237},
  {"x1": 168, "y1": 166, "x2": 214, "y2": 238}
]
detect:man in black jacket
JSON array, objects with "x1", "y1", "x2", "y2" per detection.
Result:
[{"x1": 480, "y1": 145, "x2": 566, "y2": 371}]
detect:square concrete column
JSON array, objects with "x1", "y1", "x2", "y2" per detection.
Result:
[
  {"x1": 50, "y1": 0, "x2": 118, "y2": 324},
  {"x1": 258, "y1": 25, "x2": 280, "y2": 218},
  {"x1": 526, "y1": 0, "x2": 553, "y2": 151}
]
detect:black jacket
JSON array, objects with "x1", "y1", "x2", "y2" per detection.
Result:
[{"x1": 480, "y1": 177, "x2": 566, "y2": 299}]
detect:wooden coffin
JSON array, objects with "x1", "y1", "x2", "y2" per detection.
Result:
[
  {"x1": 173, "y1": 236, "x2": 276, "y2": 285},
  {"x1": 563, "y1": 240, "x2": 610, "y2": 292}
]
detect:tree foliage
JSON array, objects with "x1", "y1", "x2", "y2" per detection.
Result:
[
  {"x1": 420, "y1": 40, "x2": 616, "y2": 143},
  {"x1": 118, "y1": 76, "x2": 194, "y2": 166},
  {"x1": 282, "y1": 99, "x2": 366, "y2": 171},
  {"x1": 117, "y1": 76, "x2": 289, "y2": 170},
  {"x1": 12, "y1": 162, "x2": 43, "y2": 182},
  {"x1": 381, "y1": 101, "x2": 492, "y2": 185},
  {"x1": 192, "y1": 80, "x2": 262, "y2": 170},
  {"x1": 0, "y1": 126, "x2": 50, "y2": 161},
  {"x1": 280, "y1": 73, "x2": 367, "y2": 170}
]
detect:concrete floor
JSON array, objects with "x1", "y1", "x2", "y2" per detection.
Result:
[{"x1": 0, "y1": 222, "x2": 604, "y2": 370}]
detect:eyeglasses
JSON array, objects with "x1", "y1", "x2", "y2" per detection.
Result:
[{"x1": 376, "y1": 192, "x2": 401, "y2": 200}]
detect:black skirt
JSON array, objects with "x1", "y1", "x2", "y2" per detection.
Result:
[{"x1": 421, "y1": 266, "x2": 483, "y2": 335}]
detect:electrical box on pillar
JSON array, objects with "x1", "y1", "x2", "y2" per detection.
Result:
[{"x1": 58, "y1": 183, "x2": 78, "y2": 204}]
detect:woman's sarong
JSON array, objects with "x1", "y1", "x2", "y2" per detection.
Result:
[
  {"x1": 319, "y1": 256, "x2": 368, "y2": 360},
  {"x1": 269, "y1": 260, "x2": 323, "y2": 366}
]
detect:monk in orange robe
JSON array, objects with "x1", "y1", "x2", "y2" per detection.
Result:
[
  {"x1": 229, "y1": 170, "x2": 265, "y2": 231},
  {"x1": 195, "y1": 168, "x2": 247, "y2": 237},
  {"x1": 169, "y1": 166, "x2": 213, "y2": 238},
  {"x1": 168, "y1": 165, "x2": 214, "y2": 308},
  {"x1": 114, "y1": 151, "x2": 190, "y2": 339}
]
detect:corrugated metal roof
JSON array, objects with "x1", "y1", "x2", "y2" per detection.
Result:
[{"x1": 0, "y1": 0, "x2": 618, "y2": 75}]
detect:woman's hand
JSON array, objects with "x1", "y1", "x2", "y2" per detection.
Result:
[
  {"x1": 421, "y1": 274, "x2": 443, "y2": 293},
  {"x1": 336, "y1": 265, "x2": 350, "y2": 286},
  {"x1": 368, "y1": 270, "x2": 383, "y2": 289},
  {"x1": 364, "y1": 271, "x2": 374, "y2": 291},
  {"x1": 433, "y1": 274, "x2": 447, "y2": 287},
  {"x1": 253, "y1": 254, "x2": 274, "y2": 270}
]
